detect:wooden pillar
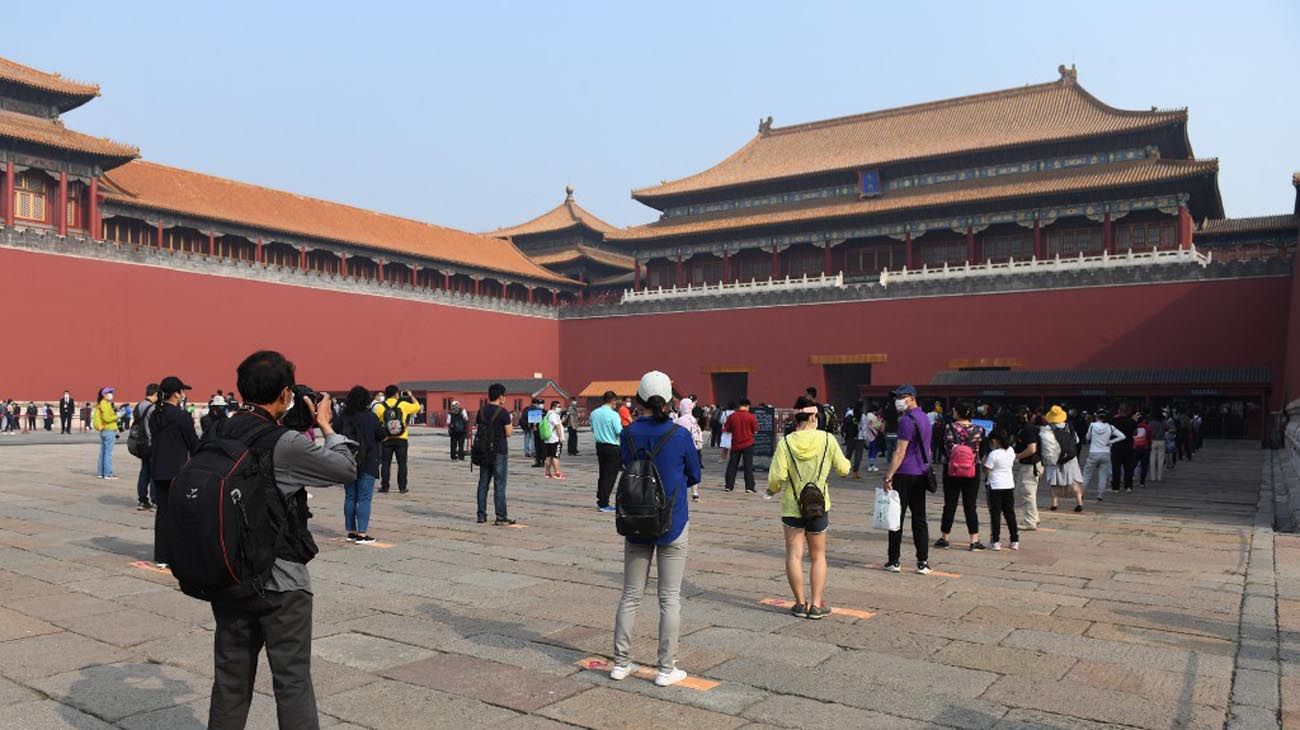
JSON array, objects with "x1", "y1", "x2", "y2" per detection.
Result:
[
  {"x1": 1032, "y1": 220, "x2": 1043, "y2": 259},
  {"x1": 1178, "y1": 204, "x2": 1192, "y2": 249},
  {"x1": 771, "y1": 245, "x2": 780, "y2": 278},
  {"x1": 256, "y1": 237, "x2": 264, "y2": 264},
  {"x1": 207, "y1": 232, "x2": 215, "y2": 256},
  {"x1": 410, "y1": 267, "x2": 415, "y2": 287},
  {"x1": 822, "y1": 241, "x2": 832, "y2": 276},
  {"x1": 1103, "y1": 213, "x2": 1114, "y2": 254},
  {"x1": 675, "y1": 258, "x2": 684, "y2": 287},
  {"x1": 2, "y1": 162, "x2": 12, "y2": 227},
  {"x1": 443, "y1": 272, "x2": 450, "y2": 290},
  {"x1": 156, "y1": 223, "x2": 165, "y2": 249},
  {"x1": 56, "y1": 172, "x2": 68, "y2": 236},
  {"x1": 722, "y1": 249, "x2": 731, "y2": 284},
  {"x1": 88, "y1": 177, "x2": 99, "y2": 240},
  {"x1": 528, "y1": 286, "x2": 534, "y2": 304},
  {"x1": 299, "y1": 246, "x2": 306, "y2": 269},
  {"x1": 340, "y1": 252, "x2": 348, "y2": 277},
  {"x1": 965, "y1": 225, "x2": 975, "y2": 263},
  {"x1": 903, "y1": 232, "x2": 914, "y2": 269},
  {"x1": 499, "y1": 282, "x2": 506, "y2": 301},
  {"x1": 473, "y1": 278, "x2": 480, "y2": 296},
  {"x1": 378, "y1": 260, "x2": 385, "y2": 283},
  {"x1": 633, "y1": 259, "x2": 641, "y2": 291}
]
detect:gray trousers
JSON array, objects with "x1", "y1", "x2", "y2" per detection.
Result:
[
  {"x1": 209, "y1": 589, "x2": 317, "y2": 730},
  {"x1": 614, "y1": 525, "x2": 689, "y2": 674},
  {"x1": 1013, "y1": 463, "x2": 1040, "y2": 529},
  {"x1": 1082, "y1": 451, "x2": 1112, "y2": 499}
]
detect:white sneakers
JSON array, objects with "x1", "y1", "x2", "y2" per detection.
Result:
[
  {"x1": 609, "y1": 662, "x2": 637, "y2": 681},
  {"x1": 991, "y1": 542, "x2": 1002, "y2": 551},
  {"x1": 654, "y1": 668, "x2": 688, "y2": 687},
  {"x1": 1010, "y1": 542, "x2": 1020, "y2": 551}
]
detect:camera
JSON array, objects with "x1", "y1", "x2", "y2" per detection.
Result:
[{"x1": 281, "y1": 385, "x2": 324, "y2": 431}]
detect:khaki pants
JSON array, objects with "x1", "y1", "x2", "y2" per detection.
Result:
[
  {"x1": 1150, "y1": 441, "x2": 1166, "y2": 482},
  {"x1": 1014, "y1": 462, "x2": 1040, "y2": 529}
]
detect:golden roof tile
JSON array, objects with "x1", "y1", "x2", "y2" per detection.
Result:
[
  {"x1": 0, "y1": 110, "x2": 138, "y2": 161},
  {"x1": 0, "y1": 57, "x2": 99, "y2": 108},
  {"x1": 487, "y1": 185, "x2": 621, "y2": 238}
]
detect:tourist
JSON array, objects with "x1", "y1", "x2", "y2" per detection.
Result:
[
  {"x1": 25, "y1": 401, "x2": 36, "y2": 431},
  {"x1": 708, "y1": 404, "x2": 722, "y2": 448},
  {"x1": 618, "y1": 397, "x2": 633, "y2": 428},
  {"x1": 1110, "y1": 404, "x2": 1138, "y2": 493},
  {"x1": 1042, "y1": 405, "x2": 1085, "y2": 511},
  {"x1": 882, "y1": 400, "x2": 900, "y2": 467},
  {"x1": 882, "y1": 385, "x2": 934, "y2": 574},
  {"x1": 447, "y1": 400, "x2": 468, "y2": 461},
  {"x1": 674, "y1": 397, "x2": 704, "y2": 502},
  {"x1": 565, "y1": 399, "x2": 580, "y2": 456},
  {"x1": 520, "y1": 397, "x2": 541, "y2": 464},
  {"x1": 611, "y1": 371, "x2": 698, "y2": 687},
  {"x1": 41, "y1": 402, "x2": 53, "y2": 431},
  {"x1": 334, "y1": 385, "x2": 385, "y2": 543},
  {"x1": 722, "y1": 398, "x2": 758, "y2": 493},
  {"x1": 1147, "y1": 410, "x2": 1167, "y2": 482},
  {"x1": 543, "y1": 400, "x2": 566, "y2": 479},
  {"x1": 865, "y1": 404, "x2": 884, "y2": 472},
  {"x1": 374, "y1": 385, "x2": 421, "y2": 494},
  {"x1": 928, "y1": 401, "x2": 946, "y2": 467},
  {"x1": 1164, "y1": 412, "x2": 1179, "y2": 472},
  {"x1": 1175, "y1": 409, "x2": 1194, "y2": 463},
  {"x1": 1083, "y1": 411, "x2": 1124, "y2": 502},
  {"x1": 1011, "y1": 406, "x2": 1042, "y2": 531},
  {"x1": 843, "y1": 401, "x2": 865, "y2": 479},
  {"x1": 768, "y1": 395, "x2": 850, "y2": 619},
  {"x1": 718, "y1": 401, "x2": 736, "y2": 461},
  {"x1": 93, "y1": 387, "x2": 119, "y2": 479},
  {"x1": 59, "y1": 391, "x2": 75, "y2": 434},
  {"x1": 149, "y1": 376, "x2": 197, "y2": 569},
  {"x1": 1132, "y1": 412, "x2": 1153, "y2": 488},
  {"x1": 134, "y1": 384, "x2": 160, "y2": 511},
  {"x1": 204, "y1": 351, "x2": 355, "y2": 729},
  {"x1": 475, "y1": 383, "x2": 515, "y2": 525},
  {"x1": 983, "y1": 429, "x2": 1019, "y2": 550},
  {"x1": 935, "y1": 401, "x2": 986, "y2": 551},
  {"x1": 592, "y1": 390, "x2": 623, "y2": 512},
  {"x1": 80, "y1": 401, "x2": 92, "y2": 432},
  {"x1": 208, "y1": 389, "x2": 227, "y2": 419}
]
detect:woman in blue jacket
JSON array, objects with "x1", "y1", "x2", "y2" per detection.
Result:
[{"x1": 610, "y1": 370, "x2": 700, "y2": 688}]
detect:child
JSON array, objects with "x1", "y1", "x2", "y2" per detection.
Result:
[{"x1": 983, "y1": 429, "x2": 1019, "y2": 551}]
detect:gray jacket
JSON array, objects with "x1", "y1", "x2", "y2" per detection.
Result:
[{"x1": 266, "y1": 429, "x2": 357, "y2": 593}]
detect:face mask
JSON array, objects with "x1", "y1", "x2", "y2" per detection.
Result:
[
  {"x1": 283, "y1": 391, "x2": 295, "y2": 412},
  {"x1": 894, "y1": 399, "x2": 907, "y2": 412}
]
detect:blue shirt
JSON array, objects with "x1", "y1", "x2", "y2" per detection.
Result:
[
  {"x1": 590, "y1": 404, "x2": 623, "y2": 445},
  {"x1": 620, "y1": 416, "x2": 699, "y2": 545}
]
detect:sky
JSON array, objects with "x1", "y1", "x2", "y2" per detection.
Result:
[{"x1": 8, "y1": 1, "x2": 1299, "y2": 232}]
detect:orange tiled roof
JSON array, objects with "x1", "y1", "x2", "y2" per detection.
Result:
[
  {"x1": 633, "y1": 67, "x2": 1187, "y2": 202},
  {"x1": 612, "y1": 158, "x2": 1218, "y2": 242},
  {"x1": 0, "y1": 57, "x2": 99, "y2": 108},
  {"x1": 531, "y1": 244, "x2": 634, "y2": 271},
  {"x1": 0, "y1": 110, "x2": 138, "y2": 161},
  {"x1": 577, "y1": 380, "x2": 642, "y2": 398},
  {"x1": 487, "y1": 186, "x2": 621, "y2": 238},
  {"x1": 101, "y1": 160, "x2": 572, "y2": 285},
  {"x1": 1198, "y1": 214, "x2": 1297, "y2": 236}
]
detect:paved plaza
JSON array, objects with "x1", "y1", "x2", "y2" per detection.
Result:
[{"x1": 0, "y1": 433, "x2": 1294, "y2": 729}]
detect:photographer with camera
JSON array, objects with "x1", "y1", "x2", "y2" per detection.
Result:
[
  {"x1": 201, "y1": 351, "x2": 357, "y2": 729},
  {"x1": 373, "y1": 385, "x2": 422, "y2": 494}
]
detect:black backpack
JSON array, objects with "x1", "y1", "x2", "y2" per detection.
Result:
[
  {"x1": 126, "y1": 402, "x2": 154, "y2": 459},
  {"x1": 615, "y1": 424, "x2": 680, "y2": 539},
  {"x1": 784, "y1": 434, "x2": 830, "y2": 521},
  {"x1": 1055, "y1": 424, "x2": 1079, "y2": 465},
  {"x1": 470, "y1": 408, "x2": 505, "y2": 467},
  {"x1": 381, "y1": 401, "x2": 407, "y2": 438},
  {"x1": 164, "y1": 416, "x2": 289, "y2": 602}
]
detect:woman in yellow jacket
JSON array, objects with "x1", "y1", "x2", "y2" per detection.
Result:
[
  {"x1": 93, "y1": 387, "x2": 120, "y2": 479},
  {"x1": 767, "y1": 396, "x2": 851, "y2": 619}
]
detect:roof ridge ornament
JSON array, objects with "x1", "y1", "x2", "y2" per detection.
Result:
[
  {"x1": 1058, "y1": 64, "x2": 1077, "y2": 85},
  {"x1": 565, "y1": 183, "x2": 574, "y2": 201},
  {"x1": 758, "y1": 116, "x2": 774, "y2": 136}
]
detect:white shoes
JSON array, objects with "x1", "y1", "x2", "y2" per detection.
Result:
[
  {"x1": 609, "y1": 662, "x2": 637, "y2": 681},
  {"x1": 991, "y1": 542, "x2": 1002, "y2": 551},
  {"x1": 655, "y1": 668, "x2": 688, "y2": 687},
  {"x1": 1010, "y1": 542, "x2": 1020, "y2": 551}
]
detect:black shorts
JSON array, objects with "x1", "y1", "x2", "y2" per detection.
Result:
[
  {"x1": 782, "y1": 514, "x2": 829, "y2": 534},
  {"x1": 545, "y1": 442, "x2": 561, "y2": 458}
]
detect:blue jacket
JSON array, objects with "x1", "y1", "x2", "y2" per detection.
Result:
[{"x1": 620, "y1": 416, "x2": 699, "y2": 545}]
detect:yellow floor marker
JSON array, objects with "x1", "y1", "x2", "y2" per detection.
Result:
[
  {"x1": 577, "y1": 657, "x2": 719, "y2": 691},
  {"x1": 330, "y1": 537, "x2": 395, "y2": 548},
  {"x1": 759, "y1": 598, "x2": 875, "y2": 620},
  {"x1": 864, "y1": 562, "x2": 961, "y2": 578},
  {"x1": 129, "y1": 560, "x2": 171, "y2": 575}
]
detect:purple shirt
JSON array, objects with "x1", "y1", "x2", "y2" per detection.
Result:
[{"x1": 896, "y1": 407, "x2": 933, "y2": 476}]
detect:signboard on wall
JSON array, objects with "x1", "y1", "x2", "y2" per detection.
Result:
[{"x1": 858, "y1": 169, "x2": 882, "y2": 198}]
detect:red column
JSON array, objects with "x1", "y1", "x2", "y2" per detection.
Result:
[
  {"x1": 965, "y1": 226, "x2": 975, "y2": 264},
  {"x1": 675, "y1": 258, "x2": 684, "y2": 287},
  {"x1": 822, "y1": 242, "x2": 832, "y2": 276},
  {"x1": 1103, "y1": 213, "x2": 1114, "y2": 254},
  {"x1": 528, "y1": 287, "x2": 534, "y2": 304},
  {"x1": 56, "y1": 172, "x2": 68, "y2": 236},
  {"x1": 473, "y1": 278, "x2": 480, "y2": 296},
  {"x1": 771, "y1": 245, "x2": 780, "y2": 278},
  {"x1": 499, "y1": 282, "x2": 506, "y2": 301},
  {"x1": 378, "y1": 260, "x2": 385, "y2": 283},
  {"x1": 1032, "y1": 220, "x2": 1043, "y2": 259},
  {"x1": 443, "y1": 272, "x2": 450, "y2": 290},
  {"x1": 722, "y1": 249, "x2": 731, "y2": 284},
  {"x1": 299, "y1": 246, "x2": 306, "y2": 269},
  {"x1": 207, "y1": 232, "x2": 215, "y2": 256},
  {"x1": 256, "y1": 237, "x2": 264, "y2": 264},
  {"x1": 904, "y1": 233, "x2": 914, "y2": 269},
  {"x1": 88, "y1": 177, "x2": 99, "y2": 240},
  {"x1": 340, "y1": 252, "x2": 348, "y2": 277},
  {"x1": 1, "y1": 162, "x2": 11, "y2": 227},
  {"x1": 157, "y1": 223, "x2": 165, "y2": 249},
  {"x1": 410, "y1": 267, "x2": 415, "y2": 287},
  {"x1": 634, "y1": 259, "x2": 641, "y2": 291},
  {"x1": 1178, "y1": 204, "x2": 1192, "y2": 249}
]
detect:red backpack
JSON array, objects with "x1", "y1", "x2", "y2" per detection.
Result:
[
  {"x1": 946, "y1": 422, "x2": 978, "y2": 478},
  {"x1": 1133, "y1": 425, "x2": 1150, "y2": 449}
]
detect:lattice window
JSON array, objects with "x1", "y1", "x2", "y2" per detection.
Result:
[
  {"x1": 65, "y1": 196, "x2": 79, "y2": 227},
  {"x1": 1116, "y1": 221, "x2": 1176, "y2": 252},
  {"x1": 14, "y1": 175, "x2": 46, "y2": 222},
  {"x1": 1046, "y1": 227, "x2": 1104, "y2": 257},
  {"x1": 983, "y1": 233, "x2": 1034, "y2": 262},
  {"x1": 920, "y1": 241, "x2": 966, "y2": 268},
  {"x1": 689, "y1": 258, "x2": 723, "y2": 284}
]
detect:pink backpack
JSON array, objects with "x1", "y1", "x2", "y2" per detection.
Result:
[{"x1": 946, "y1": 423, "x2": 978, "y2": 478}]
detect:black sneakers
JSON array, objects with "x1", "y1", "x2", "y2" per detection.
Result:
[
  {"x1": 969, "y1": 541, "x2": 988, "y2": 551},
  {"x1": 790, "y1": 603, "x2": 808, "y2": 618},
  {"x1": 933, "y1": 538, "x2": 950, "y2": 549},
  {"x1": 494, "y1": 517, "x2": 517, "y2": 526}
]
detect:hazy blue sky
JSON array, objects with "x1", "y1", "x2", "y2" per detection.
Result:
[{"x1": 10, "y1": 1, "x2": 1298, "y2": 231}]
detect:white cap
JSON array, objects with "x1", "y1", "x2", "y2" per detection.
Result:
[{"x1": 636, "y1": 371, "x2": 673, "y2": 403}]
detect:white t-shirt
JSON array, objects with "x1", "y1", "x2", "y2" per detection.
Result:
[
  {"x1": 984, "y1": 447, "x2": 1016, "y2": 490},
  {"x1": 545, "y1": 410, "x2": 563, "y2": 444}
]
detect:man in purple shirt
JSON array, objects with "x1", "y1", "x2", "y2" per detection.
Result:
[{"x1": 882, "y1": 384, "x2": 934, "y2": 575}]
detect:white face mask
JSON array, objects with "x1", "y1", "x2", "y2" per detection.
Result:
[{"x1": 894, "y1": 399, "x2": 907, "y2": 412}]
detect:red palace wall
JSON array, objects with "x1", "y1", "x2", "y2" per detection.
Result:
[
  {"x1": 0, "y1": 248, "x2": 560, "y2": 401},
  {"x1": 1285, "y1": 254, "x2": 1300, "y2": 403},
  {"x1": 558, "y1": 276, "x2": 1292, "y2": 408}
]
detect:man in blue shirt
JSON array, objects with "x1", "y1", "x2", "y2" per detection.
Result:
[{"x1": 590, "y1": 390, "x2": 624, "y2": 512}]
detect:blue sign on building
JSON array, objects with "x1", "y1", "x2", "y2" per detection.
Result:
[{"x1": 859, "y1": 169, "x2": 881, "y2": 198}]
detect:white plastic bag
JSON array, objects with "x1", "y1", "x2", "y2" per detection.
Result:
[{"x1": 872, "y1": 487, "x2": 901, "y2": 531}]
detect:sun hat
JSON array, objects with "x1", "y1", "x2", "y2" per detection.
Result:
[
  {"x1": 1044, "y1": 405, "x2": 1068, "y2": 424},
  {"x1": 637, "y1": 371, "x2": 673, "y2": 402}
]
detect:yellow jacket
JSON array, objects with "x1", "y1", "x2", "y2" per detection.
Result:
[
  {"x1": 767, "y1": 429, "x2": 850, "y2": 517},
  {"x1": 373, "y1": 398, "x2": 422, "y2": 440},
  {"x1": 95, "y1": 400, "x2": 119, "y2": 432}
]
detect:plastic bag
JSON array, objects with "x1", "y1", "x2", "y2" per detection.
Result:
[{"x1": 872, "y1": 487, "x2": 901, "y2": 531}]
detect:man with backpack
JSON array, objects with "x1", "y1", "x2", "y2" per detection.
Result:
[
  {"x1": 130, "y1": 384, "x2": 159, "y2": 511},
  {"x1": 1011, "y1": 406, "x2": 1042, "y2": 531},
  {"x1": 473, "y1": 383, "x2": 515, "y2": 525},
  {"x1": 149, "y1": 376, "x2": 198, "y2": 569},
  {"x1": 447, "y1": 400, "x2": 468, "y2": 461},
  {"x1": 373, "y1": 385, "x2": 422, "y2": 494},
  {"x1": 168, "y1": 351, "x2": 356, "y2": 729}
]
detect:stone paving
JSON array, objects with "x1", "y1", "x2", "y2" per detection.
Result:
[{"x1": 0, "y1": 432, "x2": 1291, "y2": 729}]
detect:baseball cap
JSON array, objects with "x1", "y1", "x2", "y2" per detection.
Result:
[
  {"x1": 637, "y1": 371, "x2": 673, "y2": 402},
  {"x1": 890, "y1": 384, "x2": 918, "y2": 397},
  {"x1": 159, "y1": 376, "x2": 193, "y2": 393}
]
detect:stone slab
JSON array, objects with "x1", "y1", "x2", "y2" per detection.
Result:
[{"x1": 382, "y1": 653, "x2": 587, "y2": 713}]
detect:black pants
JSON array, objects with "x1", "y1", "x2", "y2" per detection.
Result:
[
  {"x1": 987, "y1": 488, "x2": 1018, "y2": 544},
  {"x1": 724, "y1": 446, "x2": 756, "y2": 492},
  {"x1": 154, "y1": 479, "x2": 172, "y2": 563},
  {"x1": 596, "y1": 442, "x2": 621, "y2": 508},
  {"x1": 887, "y1": 474, "x2": 929, "y2": 565},
  {"x1": 60, "y1": 414, "x2": 72, "y2": 433},
  {"x1": 709, "y1": 427, "x2": 721, "y2": 448},
  {"x1": 26, "y1": 416, "x2": 35, "y2": 430},
  {"x1": 1135, "y1": 448, "x2": 1150, "y2": 485},
  {"x1": 381, "y1": 440, "x2": 409, "y2": 492},
  {"x1": 1111, "y1": 446, "x2": 1135, "y2": 490},
  {"x1": 533, "y1": 431, "x2": 545, "y2": 466},
  {"x1": 567, "y1": 426, "x2": 579, "y2": 456},
  {"x1": 1178, "y1": 431, "x2": 1193, "y2": 461},
  {"x1": 940, "y1": 473, "x2": 979, "y2": 536},
  {"x1": 449, "y1": 432, "x2": 466, "y2": 460},
  {"x1": 208, "y1": 589, "x2": 318, "y2": 730}
]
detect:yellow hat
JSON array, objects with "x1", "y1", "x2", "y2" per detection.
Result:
[{"x1": 1044, "y1": 405, "x2": 1067, "y2": 424}]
